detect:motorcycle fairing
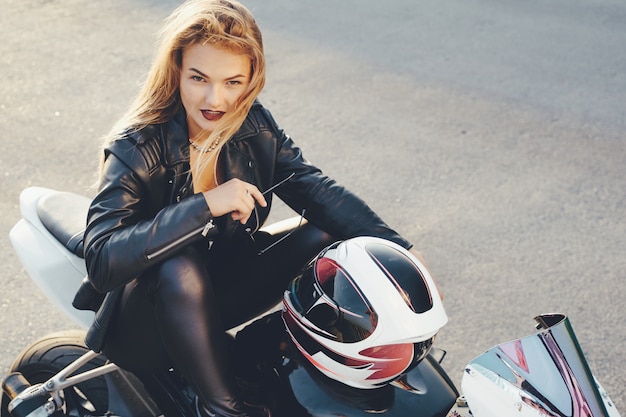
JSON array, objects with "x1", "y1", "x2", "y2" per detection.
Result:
[
  {"x1": 9, "y1": 187, "x2": 93, "y2": 328},
  {"x1": 461, "y1": 313, "x2": 621, "y2": 417}
]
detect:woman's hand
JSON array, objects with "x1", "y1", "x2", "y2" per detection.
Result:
[
  {"x1": 409, "y1": 247, "x2": 444, "y2": 301},
  {"x1": 202, "y1": 178, "x2": 267, "y2": 223}
]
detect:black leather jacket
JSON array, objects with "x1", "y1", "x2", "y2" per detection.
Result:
[{"x1": 83, "y1": 101, "x2": 411, "y2": 295}]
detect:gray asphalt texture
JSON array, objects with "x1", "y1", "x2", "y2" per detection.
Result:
[{"x1": 1, "y1": 0, "x2": 624, "y2": 411}]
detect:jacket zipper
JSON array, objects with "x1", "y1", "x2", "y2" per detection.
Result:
[{"x1": 146, "y1": 220, "x2": 215, "y2": 260}]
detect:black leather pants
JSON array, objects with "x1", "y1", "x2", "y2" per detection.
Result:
[{"x1": 102, "y1": 223, "x2": 335, "y2": 416}]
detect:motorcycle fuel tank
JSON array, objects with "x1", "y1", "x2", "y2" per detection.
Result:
[{"x1": 234, "y1": 311, "x2": 459, "y2": 417}]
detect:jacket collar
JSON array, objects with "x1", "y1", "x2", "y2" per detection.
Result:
[
  {"x1": 232, "y1": 102, "x2": 261, "y2": 141},
  {"x1": 162, "y1": 108, "x2": 190, "y2": 168}
]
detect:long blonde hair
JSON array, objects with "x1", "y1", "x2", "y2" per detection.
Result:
[{"x1": 101, "y1": 0, "x2": 265, "y2": 175}]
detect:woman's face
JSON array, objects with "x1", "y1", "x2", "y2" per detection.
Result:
[{"x1": 180, "y1": 43, "x2": 251, "y2": 138}]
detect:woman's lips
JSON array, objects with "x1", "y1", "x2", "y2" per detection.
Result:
[{"x1": 201, "y1": 110, "x2": 224, "y2": 121}]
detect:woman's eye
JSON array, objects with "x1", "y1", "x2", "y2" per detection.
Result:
[
  {"x1": 191, "y1": 75, "x2": 204, "y2": 82},
  {"x1": 227, "y1": 80, "x2": 241, "y2": 86}
]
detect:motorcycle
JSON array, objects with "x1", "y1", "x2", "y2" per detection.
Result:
[{"x1": 2, "y1": 186, "x2": 622, "y2": 417}]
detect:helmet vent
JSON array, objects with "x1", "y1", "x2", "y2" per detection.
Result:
[{"x1": 365, "y1": 243, "x2": 433, "y2": 313}]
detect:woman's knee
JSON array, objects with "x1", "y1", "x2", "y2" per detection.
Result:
[{"x1": 151, "y1": 247, "x2": 211, "y2": 306}]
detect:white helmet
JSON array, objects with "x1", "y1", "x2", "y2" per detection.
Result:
[{"x1": 282, "y1": 236, "x2": 448, "y2": 389}]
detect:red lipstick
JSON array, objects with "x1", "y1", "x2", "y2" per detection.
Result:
[{"x1": 202, "y1": 110, "x2": 224, "y2": 121}]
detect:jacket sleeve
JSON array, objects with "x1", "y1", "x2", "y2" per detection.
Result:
[
  {"x1": 267, "y1": 116, "x2": 413, "y2": 250},
  {"x1": 84, "y1": 143, "x2": 217, "y2": 294}
]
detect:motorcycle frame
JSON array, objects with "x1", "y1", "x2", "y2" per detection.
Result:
[
  {"x1": 12, "y1": 352, "x2": 118, "y2": 412},
  {"x1": 6, "y1": 348, "x2": 203, "y2": 417}
]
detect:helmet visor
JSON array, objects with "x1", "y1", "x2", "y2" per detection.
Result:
[{"x1": 289, "y1": 257, "x2": 378, "y2": 343}]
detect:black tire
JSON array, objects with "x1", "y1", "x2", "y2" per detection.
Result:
[{"x1": 1, "y1": 330, "x2": 109, "y2": 417}]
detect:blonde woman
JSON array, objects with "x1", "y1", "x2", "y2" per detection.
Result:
[{"x1": 80, "y1": 1, "x2": 431, "y2": 416}]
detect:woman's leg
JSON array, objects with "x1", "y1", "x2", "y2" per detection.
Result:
[
  {"x1": 104, "y1": 245, "x2": 268, "y2": 417},
  {"x1": 212, "y1": 223, "x2": 337, "y2": 329},
  {"x1": 104, "y1": 225, "x2": 334, "y2": 416}
]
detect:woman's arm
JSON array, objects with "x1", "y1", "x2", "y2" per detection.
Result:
[
  {"x1": 271, "y1": 128, "x2": 412, "y2": 249},
  {"x1": 84, "y1": 152, "x2": 216, "y2": 293}
]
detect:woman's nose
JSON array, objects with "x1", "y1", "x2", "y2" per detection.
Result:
[{"x1": 204, "y1": 84, "x2": 222, "y2": 106}]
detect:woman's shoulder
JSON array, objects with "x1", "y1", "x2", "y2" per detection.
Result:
[
  {"x1": 234, "y1": 100, "x2": 282, "y2": 140},
  {"x1": 106, "y1": 122, "x2": 160, "y2": 149},
  {"x1": 106, "y1": 123, "x2": 160, "y2": 154},
  {"x1": 109, "y1": 109, "x2": 186, "y2": 147},
  {"x1": 106, "y1": 112, "x2": 187, "y2": 170},
  {"x1": 249, "y1": 100, "x2": 278, "y2": 125}
]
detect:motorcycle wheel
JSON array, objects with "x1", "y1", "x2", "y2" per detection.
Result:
[{"x1": 1, "y1": 330, "x2": 109, "y2": 417}]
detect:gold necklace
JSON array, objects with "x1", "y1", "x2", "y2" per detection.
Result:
[{"x1": 189, "y1": 136, "x2": 221, "y2": 153}]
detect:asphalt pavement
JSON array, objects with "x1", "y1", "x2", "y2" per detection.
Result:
[{"x1": 1, "y1": 0, "x2": 624, "y2": 411}]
